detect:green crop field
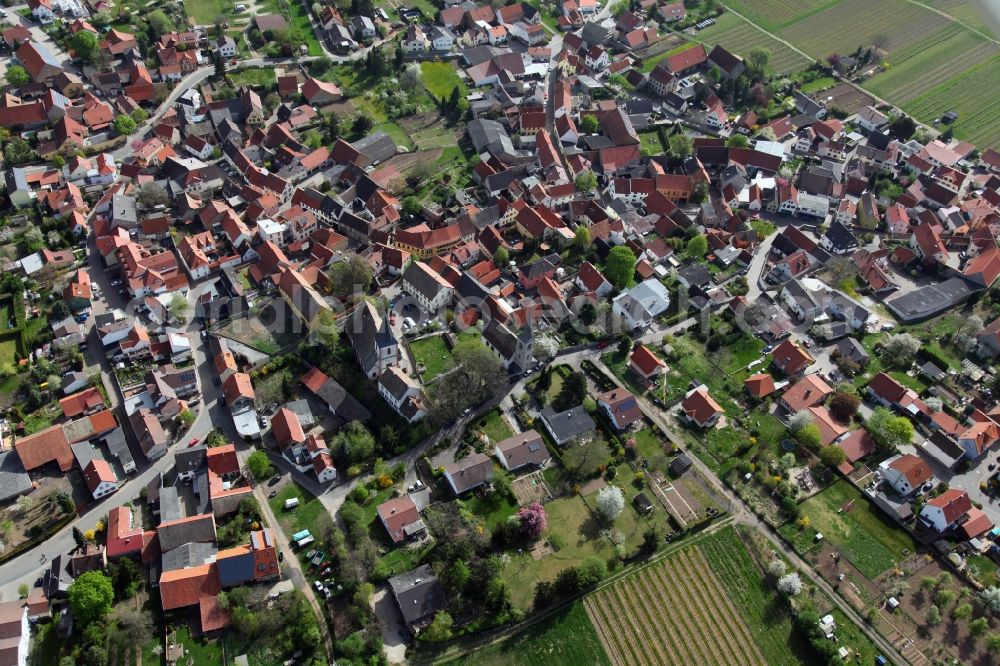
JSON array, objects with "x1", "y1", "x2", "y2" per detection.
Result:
[
  {"x1": 447, "y1": 603, "x2": 610, "y2": 666},
  {"x1": 585, "y1": 532, "x2": 772, "y2": 665},
  {"x1": 696, "y1": 12, "x2": 810, "y2": 74},
  {"x1": 722, "y1": 0, "x2": 1000, "y2": 148},
  {"x1": 903, "y1": 53, "x2": 1000, "y2": 149},
  {"x1": 778, "y1": 0, "x2": 951, "y2": 62},
  {"x1": 791, "y1": 480, "x2": 917, "y2": 578},
  {"x1": 699, "y1": 527, "x2": 808, "y2": 664},
  {"x1": 860, "y1": 23, "x2": 997, "y2": 103},
  {"x1": 932, "y1": 0, "x2": 996, "y2": 35},
  {"x1": 724, "y1": 0, "x2": 843, "y2": 30}
]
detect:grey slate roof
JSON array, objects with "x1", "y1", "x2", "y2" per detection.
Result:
[
  {"x1": 157, "y1": 514, "x2": 217, "y2": 553},
  {"x1": 540, "y1": 405, "x2": 597, "y2": 444},
  {"x1": 389, "y1": 564, "x2": 447, "y2": 625},
  {"x1": 161, "y1": 542, "x2": 218, "y2": 572},
  {"x1": 443, "y1": 452, "x2": 494, "y2": 494},
  {"x1": 0, "y1": 450, "x2": 32, "y2": 502},
  {"x1": 347, "y1": 300, "x2": 397, "y2": 379},
  {"x1": 352, "y1": 131, "x2": 397, "y2": 163}
]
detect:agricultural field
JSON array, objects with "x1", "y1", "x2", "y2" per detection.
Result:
[
  {"x1": 585, "y1": 526, "x2": 804, "y2": 665},
  {"x1": 778, "y1": 0, "x2": 951, "y2": 62},
  {"x1": 933, "y1": 0, "x2": 996, "y2": 34},
  {"x1": 447, "y1": 603, "x2": 610, "y2": 666},
  {"x1": 695, "y1": 12, "x2": 810, "y2": 74},
  {"x1": 724, "y1": 0, "x2": 843, "y2": 31},
  {"x1": 863, "y1": 23, "x2": 997, "y2": 104},
  {"x1": 903, "y1": 53, "x2": 1000, "y2": 149},
  {"x1": 699, "y1": 527, "x2": 809, "y2": 664},
  {"x1": 781, "y1": 480, "x2": 917, "y2": 579}
]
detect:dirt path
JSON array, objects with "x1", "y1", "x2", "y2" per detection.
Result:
[{"x1": 254, "y1": 486, "x2": 335, "y2": 661}]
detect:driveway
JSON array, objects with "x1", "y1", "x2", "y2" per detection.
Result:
[
  {"x1": 372, "y1": 586, "x2": 407, "y2": 664},
  {"x1": 254, "y1": 485, "x2": 335, "y2": 659}
]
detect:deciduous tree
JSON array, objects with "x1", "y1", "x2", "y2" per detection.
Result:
[
  {"x1": 68, "y1": 571, "x2": 114, "y2": 626},
  {"x1": 604, "y1": 246, "x2": 637, "y2": 289},
  {"x1": 596, "y1": 485, "x2": 624, "y2": 522}
]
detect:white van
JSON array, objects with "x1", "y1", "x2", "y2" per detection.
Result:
[{"x1": 284, "y1": 497, "x2": 299, "y2": 510}]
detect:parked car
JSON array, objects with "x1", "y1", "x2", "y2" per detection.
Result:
[{"x1": 267, "y1": 475, "x2": 281, "y2": 486}]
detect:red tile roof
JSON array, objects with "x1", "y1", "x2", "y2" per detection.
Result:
[
  {"x1": 630, "y1": 344, "x2": 666, "y2": 377},
  {"x1": 926, "y1": 489, "x2": 972, "y2": 526},
  {"x1": 772, "y1": 339, "x2": 813, "y2": 375},
  {"x1": 106, "y1": 506, "x2": 144, "y2": 558},
  {"x1": 681, "y1": 387, "x2": 724, "y2": 426},
  {"x1": 59, "y1": 387, "x2": 104, "y2": 418},
  {"x1": 159, "y1": 563, "x2": 221, "y2": 610},
  {"x1": 960, "y1": 507, "x2": 993, "y2": 539},
  {"x1": 14, "y1": 425, "x2": 72, "y2": 472},
  {"x1": 888, "y1": 454, "x2": 932, "y2": 489},
  {"x1": 838, "y1": 429, "x2": 875, "y2": 462},
  {"x1": 665, "y1": 44, "x2": 706, "y2": 73},
  {"x1": 271, "y1": 407, "x2": 306, "y2": 449},
  {"x1": 376, "y1": 495, "x2": 420, "y2": 543},
  {"x1": 780, "y1": 374, "x2": 833, "y2": 412},
  {"x1": 744, "y1": 373, "x2": 776, "y2": 398},
  {"x1": 83, "y1": 459, "x2": 116, "y2": 494}
]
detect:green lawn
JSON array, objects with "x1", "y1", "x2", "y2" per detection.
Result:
[
  {"x1": 633, "y1": 427, "x2": 669, "y2": 467},
  {"x1": 184, "y1": 0, "x2": 236, "y2": 25},
  {"x1": 719, "y1": 336, "x2": 765, "y2": 373},
  {"x1": 257, "y1": 0, "x2": 323, "y2": 56},
  {"x1": 638, "y1": 130, "x2": 665, "y2": 156},
  {"x1": 699, "y1": 527, "x2": 809, "y2": 665},
  {"x1": 229, "y1": 68, "x2": 277, "y2": 87},
  {"x1": 0, "y1": 335, "x2": 19, "y2": 373},
  {"x1": 0, "y1": 300, "x2": 11, "y2": 329},
  {"x1": 502, "y1": 494, "x2": 614, "y2": 608},
  {"x1": 746, "y1": 410, "x2": 788, "y2": 452},
  {"x1": 474, "y1": 409, "x2": 514, "y2": 444},
  {"x1": 174, "y1": 627, "x2": 224, "y2": 666},
  {"x1": 791, "y1": 480, "x2": 917, "y2": 578},
  {"x1": 420, "y1": 61, "x2": 467, "y2": 100},
  {"x1": 268, "y1": 482, "x2": 334, "y2": 541},
  {"x1": 800, "y1": 76, "x2": 836, "y2": 93},
  {"x1": 447, "y1": 603, "x2": 610, "y2": 666},
  {"x1": 374, "y1": 121, "x2": 417, "y2": 151},
  {"x1": 408, "y1": 335, "x2": 455, "y2": 381},
  {"x1": 458, "y1": 489, "x2": 519, "y2": 529}
]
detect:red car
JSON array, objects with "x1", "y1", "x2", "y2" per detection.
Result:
[
  {"x1": 597, "y1": 341, "x2": 609, "y2": 349},
  {"x1": 188, "y1": 438, "x2": 199, "y2": 447}
]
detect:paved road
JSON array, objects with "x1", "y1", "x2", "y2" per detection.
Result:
[{"x1": 0, "y1": 246, "x2": 222, "y2": 601}]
